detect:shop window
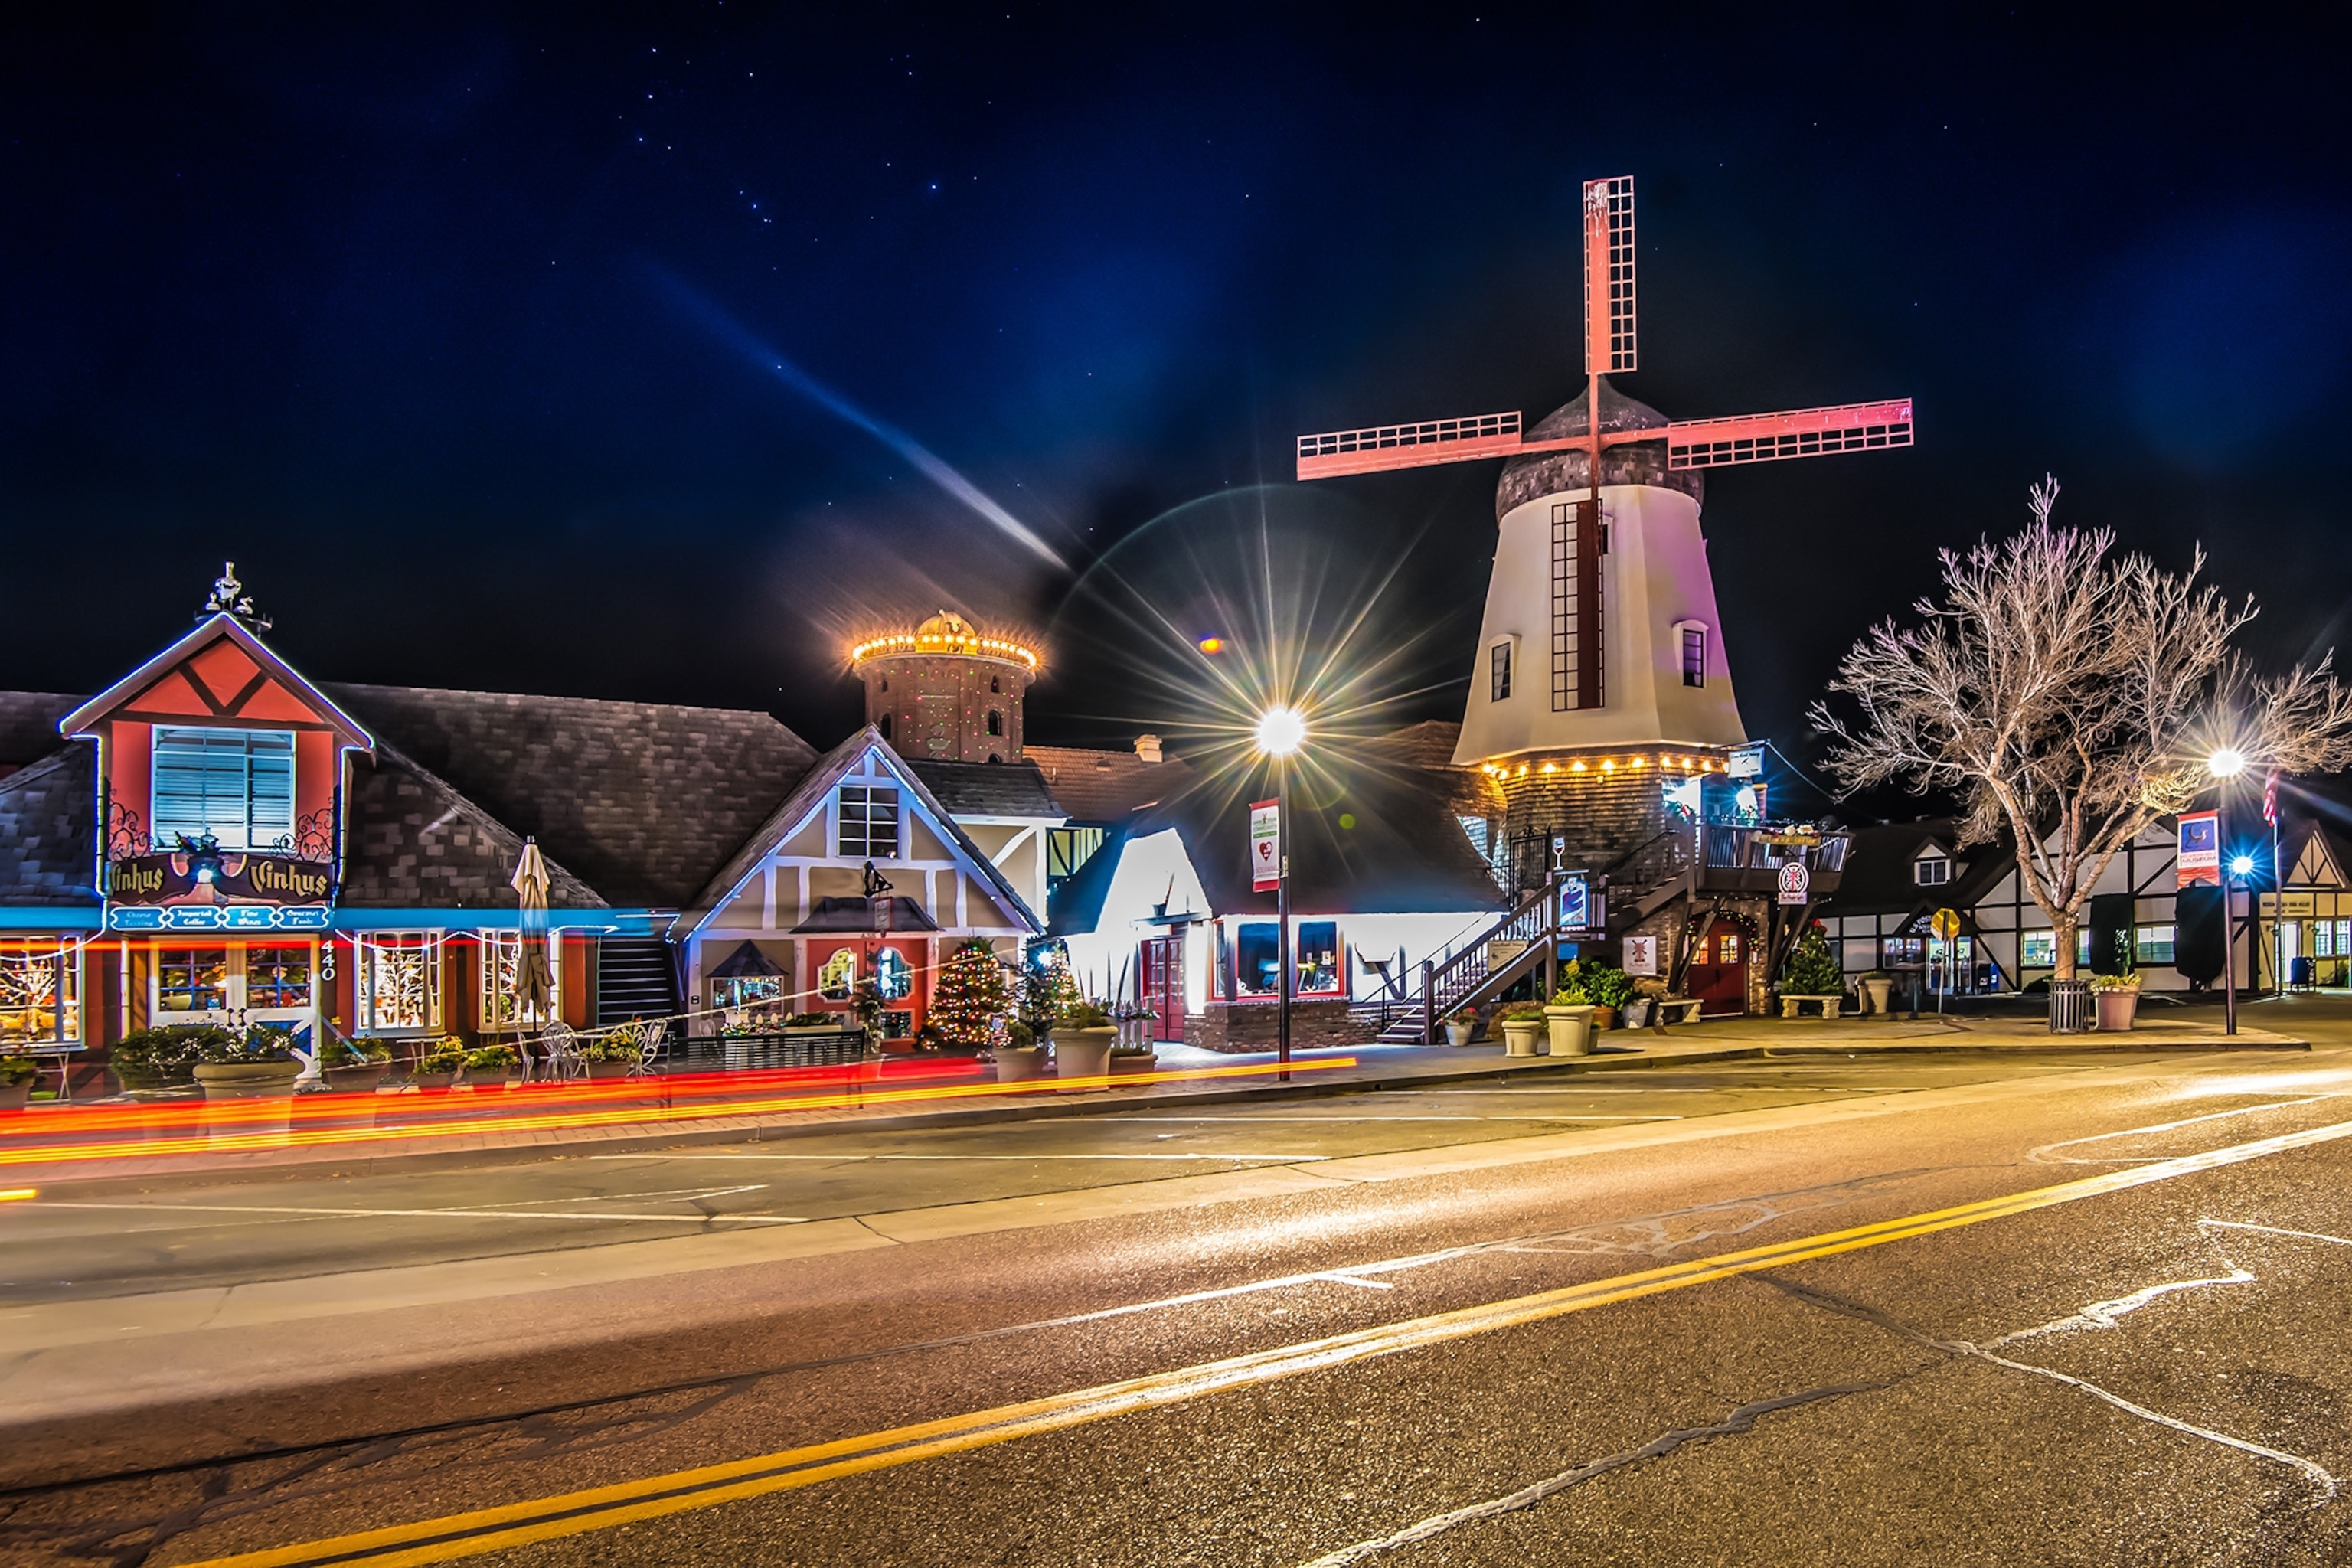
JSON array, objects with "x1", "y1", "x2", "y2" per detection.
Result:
[
  {"x1": 1681, "y1": 628, "x2": 1706, "y2": 688},
  {"x1": 1915, "y1": 854, "x2": 1949, "y2": 886},
  {"x1": 1235, "y1": 922, "x2": 1282, "y2": 996},
  {"x1": 987, "y1": 710, "x2": 1003, "y2": 737},
  {"x1": 158, "y1": 947, "x2": 230, "y2": 1014},
  {"x1": 356, "y1": 933, "x2": 443, "y2": 1032},
  {"x1": 1883, "y1": 936, "x2": 1922, "y2": 968},
  {"x1": 818, "y1": 949, "x2": 858, "y2": 1001},
  {"x1": 151, "y1": 727, "x2": 296, "y2": 851},
  {"x1": 2020, "y1": 931, "x2": 2056, "y2": 969},
  {"x1": 2135, "y1": 925, "x2": 2177, "y2": 965},
  {"x1": 479, "y1": 932, "x2": 562, "y2": 1028},
  {"x1": 837, "y1": 785, "x2": 900, "y2": 859},
  {"x1": 1295, "y1": 921, "x2": 1343, "y2": 995},
  {"x1": 1489, "y1": 639, "x2": 1513, "y2": 702},
  {"x1": 245, "y1": 944, "x2": 314, "y2": 1009},
  {"x1": 875, "y1": 949, "x2": 914, "y2": 1000},
  {"x1": 0, "y1": 941, "x2": 80, "y2": 1044},
  {"x1": 1715, "y1": 932, "x2": 1741, "y2": 966}
]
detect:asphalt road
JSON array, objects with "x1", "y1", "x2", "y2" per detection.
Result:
[{"x1": 5, "y1": 995, "x2": 2352, "y2": 1566}]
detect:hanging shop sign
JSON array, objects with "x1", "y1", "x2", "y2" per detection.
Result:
[
  {"x1": 1776, "y1": 859, "x2": 1811, "y2": 906},
  {"x1": 1250, "y1": 799, "x2": 1282, "y2": 892},
  {"x1": 2177, "y1": 811, "x2": 2220, "y2": 889},
  {"x1": 1622, "y1": 933, "x2": 1658, "y2": 976},
  {"x1": 1558, "y1": 875, "x2": 1606, "y2": 937},
  {"x1": 1726, "y1": 744, "x2": 1766, "y2": 779},
  {"x1": 106, "y1": 903, "x2": 332, "y2": 933},
  {"x1": 105, "y1": 851, "x2": 333, "y2": 908}
]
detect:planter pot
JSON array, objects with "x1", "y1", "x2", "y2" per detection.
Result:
[
  {"x1": 0, "y1": 1080, "x2": 31, "y2": 1111},
  {"x1": 586, "y1": 1060, "x2": 633, "y2": 1080},
  {"x1": 993, "y1": 1047, "x2": 1051, "y2": 1083},
  {"x1": 1589, "y1": 1006, "x2": 1617, "y2": 1032},
  {"x1": 323, "y1": 1063, "x2": 390, "y2": 1095},
  {"x1": 1444, "y1": 1021, "x2": 1476, "y2": 1047},
  {"x1": 411, "y1": 1070, "x2": 460, "y2": 1091},
  {"x1": 1860, "y1": 978, "x2": 1894, "y2": 1016},
  {"x1": 1621, "y1": 998, "x2": 1652, "y2": 1030},
  {"x1": 2095, "y1": 988, "x2": 2140, "y2": 1031},
  {"x1": 1109, "y1": 1052, "x2": 1158, "y2": 1075},
  {"x1": 1500, "y1": 1019, "x2": 1546, "y2": 1057},
  {"x1": 1544, "y1": 1004, "x2": 1596, "y2": 1057},
  {"x1": 1055, "y1": 1027, "x2": 1117, "y2": 1083},
  {"x1": 192, "y1": 1061, "x2": 304, "y2": 1100}
]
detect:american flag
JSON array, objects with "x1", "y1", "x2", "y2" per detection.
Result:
[{"x1": 2263, "y1": 770, "x2": 2279, "y2": 826}]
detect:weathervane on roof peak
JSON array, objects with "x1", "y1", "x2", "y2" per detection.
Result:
[{"x1": 199, "y1": 561, "x2": 272, "y2": 632}]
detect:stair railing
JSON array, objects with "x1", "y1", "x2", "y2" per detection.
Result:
[{"x1": 1417, "y1": 880, "x2": 1557, "y2": 1043}]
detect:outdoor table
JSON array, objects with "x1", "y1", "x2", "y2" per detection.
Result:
[{"x1": 10, "y1": 1042, "x2": 87, "y2": 1102}]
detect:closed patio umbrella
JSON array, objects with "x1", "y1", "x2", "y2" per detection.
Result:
[{"x1": 510, "y1": 838, "x2": 554, "y2": 1022}]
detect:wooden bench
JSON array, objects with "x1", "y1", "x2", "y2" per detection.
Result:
[
  {"x1": 1779, "y1": 994, "x2": 1844, "y2": 1019},
  {"x1": 1651, "y1": 998, "x2": 1705, "y2": 1027}
]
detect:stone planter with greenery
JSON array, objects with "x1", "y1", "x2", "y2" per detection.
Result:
[
  {"x1": 0, "y1": 1052, "x2": 35, "y2": 1111},
  {"x1": 1445, "y1": 1007, "x2": 1478, "y2": 1047},
  {"x1": 2091, "y1": 972, "x2": 2141, "y2": 1031},
  {"x1": 463, "y1": 1043, "x2": 521, "y2": 1087},
  {"x1": 111, "y1": 1024, "x2": 230, "y2": 1093},
  {"x1": 413, "y1": 1037, "x2": 467, "y2": 1089},
  {"x1": 321, "y1": 1034, "x2": 393, "y2": 1095},
  {"x1": 991, "y1": 1019, "x2": 1050, "y2": 1083},
  {"x1": 1543, "y1": 984, "x2": 1595, "y2": 1056},
  {"x1": 1054, "y1": 1001, "x2": 1116, "y2": 1083},
  {"x1": 584, "y1": 1021, "x2": 645, "y2": 1080},
  {"x1": 1498, "y1": 1001, "x2": 1550, "y2": 1057},
  {"x1": 1858, "y1": 972, "x2": 1895, "y2": 1014},
  {"x1": 192, "y1": 1024, "x2": 305, "y2": 1101}
]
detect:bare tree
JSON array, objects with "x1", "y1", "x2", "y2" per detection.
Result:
[{"x1": 1810, "y1": 479, "x2": 2352, "y2": 980}]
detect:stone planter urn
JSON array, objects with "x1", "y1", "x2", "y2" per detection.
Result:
[
  {"x1": 1054, "y1": 1027, "x2": 1117, "y2": 1083},
  {"x1": 1500, "y1": 1017, "x2": 1546, "y2": 1057},
  {"x1": 0, "y1": 1080, "x2": 31, "y2": 1112},
  {"x1": 193, "y1": 1060, "x2": 305, "y2": 1100},
  {"x1": 1589, "y1": 1005, "x2": 1617, "y2": 1032},
  {"x1": 411, "y1": 1070, "x2": 459, "y2": 1091},
  {"x1": 1860, "y1": 977, "x2": 1894, "y2": 1015},
  {"x1": 1109, "y1": 1052, "x2": 1158, "y2": 1075},
  {"x1": 2095, "y1": 987, "x2": 2140, "y2": 1031},
  {"x1": 993, "y1": 1046, "x2": 1051, "y2": 1083},
  {"x1": 1444, "y1": 1018, "x2": 1476, "y2": 1046},
  {"x1": 1544, "y1": 1004, "x2": 1597, "y2": 1057},
  {"x1": 323, "y1": 1063, "x2": 390, "y2": 1096},
  {"x1": 586, "y1": 1060, "x2": 633, "y2": 1080}
]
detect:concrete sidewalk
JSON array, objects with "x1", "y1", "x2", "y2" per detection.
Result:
[{"x1": 0, "y1": 1011, "x2": 2306, "y2": 1193}]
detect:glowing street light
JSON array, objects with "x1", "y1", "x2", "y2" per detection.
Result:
[
  {"x1": 2207, "y1": 746, "x2": 2248, "y2": 779},
  {"x1": 2230, "y1": 854, "x2": 2256, "y2": 877},
  {"x1": 1254, "y1": 704, "x2": 1308, "y2": 1081}
]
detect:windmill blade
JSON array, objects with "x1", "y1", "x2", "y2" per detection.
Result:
[
  {"x1": 1295, "y1": 410, "x2": 1526, "y2": 479},
  {"x1": 1583, "y1": 176, "x2": 1636, "y2": 376},
  {"x1": 1665, "y1": 398, "x2": 1913, "y2": 470}
]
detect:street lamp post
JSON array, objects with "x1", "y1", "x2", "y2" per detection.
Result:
[
  {"x1": 2209, "y1": 748, "x2": 2247, "y2": 1037},
  {"x1": 1256, "y1": 704, "x2": 1307, "y2": 1084}
]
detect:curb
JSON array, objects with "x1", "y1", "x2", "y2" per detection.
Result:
[{"x1": 7, "y1": 1032, "x2": 2310, "y2": 1197}]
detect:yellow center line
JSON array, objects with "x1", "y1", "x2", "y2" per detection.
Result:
[{"x1": 183, "y1": 1113, "x2": 2352, "y2": 1568}]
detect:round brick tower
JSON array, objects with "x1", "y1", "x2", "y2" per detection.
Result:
[{"x1": 851, "y1": 611, "x2": 1039, "y2": 763}]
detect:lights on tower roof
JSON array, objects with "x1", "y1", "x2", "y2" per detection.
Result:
[
  {"x1": 1480, "y1": 751, "x2": 1720, "y2": 778},
  {"x1": 850, "y1": 609, "x2": 1040, "y2": 671}
]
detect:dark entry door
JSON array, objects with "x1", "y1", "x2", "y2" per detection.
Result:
[
  {"x1": 1140, "y1": 936, "x2": 1185, "y2": 1044},
  {"x1": 1685, "y1": 923, "x2": 1749, "y2": 1017}
]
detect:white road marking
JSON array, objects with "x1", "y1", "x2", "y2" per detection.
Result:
[
  {"x1": 29, "y1": 1200, "x2": 809, "y2": 1225},
  {"x1": 1109, "y1": 1115, "x2": 1683, "y2": 1123},
  {"x1": 583, "y1": 1152, "x2": 1333, "y2": 1163},
  {"x1": 2200, "y1": 1218, "x2": 2352, "y2": 1246},
  {"x1": 2030, "y1": 1097, "x2": 2333, "y2": 1164}
]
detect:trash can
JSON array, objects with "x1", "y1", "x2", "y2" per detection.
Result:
[
  {"x1": 2292, "y1": 956, "x2": 2317, "y2": 991},
  {"x1": 2048, "y1": 978, "x2": 2092, "y2": 1034}
]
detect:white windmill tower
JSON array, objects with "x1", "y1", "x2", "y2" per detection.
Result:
[{"x1": 1298, "y1": 177, "x2": 1913, "y2": 777}]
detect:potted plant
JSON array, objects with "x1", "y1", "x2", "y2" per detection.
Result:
[
  {"x1": 1498, "y1": 1001, "x2": 1550, "y2": 1057},
  {"x1": 1054, "y1": 999, "x2": 1117, "y2": 1083},
  {"x1": 111, "y1": 1024, "x2": 224, "y2": 1093},
  {"x1": 1857, "y1": 969, "x2": 1895, "y2": 1016},
  {"x1": 782, "y1": 1011, "x2": 841, "y2": 1034},
  {"x1": 1543, "y1": 982, "x2": 1596, "y2": 1056},
  {"x1": 192, "y1": 1024, "x2": 305, "y2": 1100},
  {"x1": 992, "y1": 1017, "x2": 1050, "y2": 1083},
  {"x1": 0, "y1": 1052, "x2": 35, "y2": 1112},
  {"x1": 1444, "y1": 1006, "x2": 1479, "y2": 1047},
  {"x1": 583, "y1": 1021, "x2": 644, "y2": 1080},
  {"x1": 2090, "y1": 971, "x2": 2141, "y2": 1031},
  {"x1": 463, "y1": 1043, "x2": 521, "y2": 1087},
  {"x1": 1778, "y1": 926, "x2": 1848, "y2": 1016},
  {"x1": 1584, "y1": 965, "x2": 1635, "y2": 1031},
  {"x1": 413, "y1": 1037, "x2": 467, "y2": 1090},
  {"x1": 320, "y1": 1034, "x2": 392, "y2": 1094}
]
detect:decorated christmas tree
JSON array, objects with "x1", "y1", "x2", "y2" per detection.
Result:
[
  {"x1": 932, "y1": 939, "x2": 1011, "y2": 1050},
  {"x1": 1781, "y1": 923, "x2": 1845, "y2": 997}
]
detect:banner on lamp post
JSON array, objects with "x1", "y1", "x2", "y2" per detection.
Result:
[
  {"x1": 1250, "y1": 799, "x2": 1282, "y2": 892},
  {"x1": 2177, "y1": 810, "x2": 2220, "y2": 888}
]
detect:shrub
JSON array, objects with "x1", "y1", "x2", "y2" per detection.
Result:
[
  {"x1": 1547, "y1": 983, "x2": 1591, "y2": 1007},
  {"x1": 2088, "y1": 971, "x2": 2142, "y2": 992},
  {"x1": 112, "y1": 1025, "x2": 232, "y2": 1086},
  {"x1": 584, "y1": 1021, "x2": 644, "y2": 1063},
  {"x1": 1004, "y1": 1018, "x2": 1037, "y2": 1050},
  {"x1": 1498, "y1": 1001, "x2": 1550, "y2": 1023},
  {"x1": 1583, "y1": 965, "x2": 1636, "y2": 1011},
  {"x1": 465, "y1": 1044, "x2": 520, "y2": 1073},
  {"x1": 323, "y1": 1034, "x2": 391, "y2": 1067},
  {"x1": 784, "y1": 1011, "x2": 836, "y2": 1027},
  {"x1": 0, "y1": 1054, "x2": 37, "y2": 1088},
  {"x1": 1057, "y1": 998, "x2": 1112, "y2": 1029},
  {"x1": 420, "y1": 1037, "x2": 469, "y2": 1075},
  {"x1": 201, "y1": 1024, "x2": 299, "y2": 1063}
]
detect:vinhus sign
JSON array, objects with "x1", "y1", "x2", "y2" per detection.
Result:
[{"x1": 105, "y1": 851, "x2": 334, "y2": 906}]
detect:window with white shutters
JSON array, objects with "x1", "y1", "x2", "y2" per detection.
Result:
[{"x1": 149, "y1": 727, "x2": 296, "y2": 851}]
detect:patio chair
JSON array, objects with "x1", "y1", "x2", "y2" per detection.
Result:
[
  {"x1": 541, "y1": 1021, "x2": 584, "y2": 1083},
  {"x1": 627, "y1": 1018, "x2": 667, "y2": 1078}
]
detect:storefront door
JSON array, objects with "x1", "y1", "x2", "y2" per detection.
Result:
[
  {"x1": 1684, "y1": 923, "x2": 1749, "y2": 1018},
  {"x1": 1139, "y1": 936, "x2": 1184, "y2": 1044}
]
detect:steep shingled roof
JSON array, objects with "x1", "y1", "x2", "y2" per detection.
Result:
[
  {"x1": 338, "y1": 745, "x2": 605, "y2": 910},
  {"x1": 0, "y1": 746, "x2": 100, "y2": 907},
  {"x1": 0, "y1": 694, "x2": 80, "y2": 772},
  {"x1": 903, "y1": 758, "x2": 1063, "y2": 818},
  {"x1": 1026, "y1": 745, "x2": 1194, "y2": 823},
  {"x1": 324, "y1": 684, "x2": 816, "y2": 908}
]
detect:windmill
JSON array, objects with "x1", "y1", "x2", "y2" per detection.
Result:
[{"x1": 1295, "y1": 177, "x2": 1913, "y2": 731}]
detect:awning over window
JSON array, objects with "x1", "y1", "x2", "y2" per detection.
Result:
[{"x1": 705, "y1": 940, "x2": 785, "y2": 979}]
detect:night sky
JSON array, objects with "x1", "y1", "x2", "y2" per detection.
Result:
[{"x1": 7, "y1": 10, "x2": 2350, "y2": 778}]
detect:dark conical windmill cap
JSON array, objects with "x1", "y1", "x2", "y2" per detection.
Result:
[{"x1": 1494, "y1": 377, "x2": 1704, "y2": 521}]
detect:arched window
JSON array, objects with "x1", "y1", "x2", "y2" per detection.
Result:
[
  {"x1": 988, "y1": 752, "x2": 1001, "y2": 764},
  {"x1": 987, "y1": 710, "x2": 1003, "y2": 737},
  {"x1": 989, "y1": 675, "x2": 1001, "y2": 694}
]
